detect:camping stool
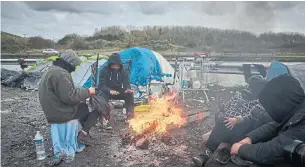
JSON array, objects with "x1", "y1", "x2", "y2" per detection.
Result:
[{"x1": 50, "y1": 120, "x2": 85, "y2": 164}]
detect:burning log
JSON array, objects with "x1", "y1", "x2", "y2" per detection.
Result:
[
  {"x1": 123, "y1": 90, "x2": 211, "y2": 149},
  {"x1": 135, "y1": 137, "x2": 150, "y2": 149}
]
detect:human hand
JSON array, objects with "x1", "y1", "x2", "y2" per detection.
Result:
[
  {"x1": 124, "y1": 89, "x2": 133, "y2": 94},
  {"x1": 88, "y1": 87, "x2": 96, "y2": 96},
  {"x1": 110, "y1": 90, "x2": 119, "y2": 95},
  {"x1": 231, "y1": 143, "x2": 242, "y2": 155},
  {"x1": 223, "y1": 117, "x2": 238, "y2": 130},
  {"x1": 238, "y1": 137, "x2": 252, "y2": 145}
]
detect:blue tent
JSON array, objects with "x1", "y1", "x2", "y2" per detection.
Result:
[
  {"x1": 83, "y1": 47, "x2": 172, "y2": 88},
  {"x1": 266, "y1": 61, "x2": 290, "y2": 81}
]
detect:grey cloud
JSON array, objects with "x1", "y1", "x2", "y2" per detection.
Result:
[
  {"x1": 23, "y1": 1, "x2": 120, "y2": 15},
  {"x1": 136, "y1": 2, "x2": 170, "y2": 15},
  {"x1": 1, "y1": 1, "x2": 305, "y2": 39},
  {"x1": 1, "y1": 1, "x2": 33, "y2": 20},
  {"x1": 269, "y1": 1, "x2": 300, "y2": 10},
  {"x1": 199, "y1": 1, "x2": 237, "y2": 16},
  {"x1": 24, "y1": 1, "x2": 176, "y2": 16}
]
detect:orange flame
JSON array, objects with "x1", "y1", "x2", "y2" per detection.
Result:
[{"x1": 128, "y1": 91, "x2": 186, "y2": 137}]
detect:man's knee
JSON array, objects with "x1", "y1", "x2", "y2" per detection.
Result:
[{"x1": 124, "y1": 93, "x2": 134, "y2": 103}]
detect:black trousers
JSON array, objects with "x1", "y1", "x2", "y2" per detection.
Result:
[
  {"x1": 73, "y1": 103, "x2": 100, "y2": 133},
  {"x1": 206, "y1": 116, "x2": 257, "y2": 151},
  {"x1": 102, "y1": 90, "x2": 134, "y2": 114}
]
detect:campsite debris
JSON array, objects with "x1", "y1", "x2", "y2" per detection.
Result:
[
  {"x1": 33, "y1": 131, "x2": 46, "y2": 160},
  {"x1": 161, "y1": 134, "x2": 178, "y2": 145},
  {"x1": 202, "y1": 131, "x2": 212, "y2": 143},
  {"x1": 135, "y1": 137, "x2": 150, "y2": 149}
]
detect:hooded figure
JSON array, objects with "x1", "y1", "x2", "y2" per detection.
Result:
[
  {"x1": 39, "y1": 50, "x2": 99, "y2": 146},
  {"x1": 98, "y1": 53, "x2": 134, "y2": 117},
  {"x1": 237, "y1": 75, "x2": 305, "y2": 166},
  {"x1": 192, "y1": 75, "x2": 272, "y2": 166}
]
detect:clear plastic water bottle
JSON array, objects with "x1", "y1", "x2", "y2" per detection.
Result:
[{"x1": 34, "y1": 131, "x2": 46, "y2": 160}]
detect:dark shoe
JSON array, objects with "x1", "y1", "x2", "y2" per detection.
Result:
[
  {"x1": 192, "y1": 148, "x2": 212, "y2": 167},
  {"x1": 231, "y1": 155, "x2": 253, "y2": 166},
  {"x1": 78, "y1": 132, "x2": 94, "y2": 146},
  {"x1": 214, "y1": 148, "x2": 231, "y2": 164}
]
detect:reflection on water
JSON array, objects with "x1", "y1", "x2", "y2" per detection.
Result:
[{"x1": 207, "y1": 73, "x2": 246, "y2": 87}]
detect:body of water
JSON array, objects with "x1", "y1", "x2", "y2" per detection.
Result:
[{"x1": 2, "y1": 61, "x2": 304, "y2": 88}]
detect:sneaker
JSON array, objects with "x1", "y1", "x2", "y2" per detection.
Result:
[
  {"x1": 78, "y1": 132, "x2": 94, "y2": 146},
  {"x1": 102, "y1": 118, "x2": 112, "y2": 130},
  {"x1": 95, "y1": 121, "x2": 102, "y2": 127},
  {"x1": 192, "y1": 148, "x2": 212, "y2": 167},
  {"x1": 214, "y1": 148, "x2": 231, "y2": 164}
]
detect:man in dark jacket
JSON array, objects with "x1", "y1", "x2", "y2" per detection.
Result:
[
  {"x1": 193, "y1": 75, "x2": 273, "y2": 166},
  {"x1": 230, "y1": 75, "x2": 305, "y2": 166},
  {"x1": 98, "y1": 53, "x2": 134, "y2": 118},
  {"x1": 39, "y1": 50, "x2": 98, "y2": 146}
]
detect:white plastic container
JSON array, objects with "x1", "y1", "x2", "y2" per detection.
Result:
[{"x1": 34, "y1": 131, "x2": 46, "y2": 160}]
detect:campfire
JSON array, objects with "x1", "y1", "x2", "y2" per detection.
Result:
[{"x1": 123, "y1": 90, "x2": 187, "y2": 149}]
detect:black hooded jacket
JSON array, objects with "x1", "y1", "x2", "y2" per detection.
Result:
[
  {"x1": 238, "y1": 75, "x2": 305, "y2": 165},
  {"x1": 98, "y1": 54, "x2": 130, "y2": 94}
]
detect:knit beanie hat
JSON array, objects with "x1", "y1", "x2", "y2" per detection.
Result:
[{"x1": 60, "y1": 50, "x2": 82, "y2": 67}]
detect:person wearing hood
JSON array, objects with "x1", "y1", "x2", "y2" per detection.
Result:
[
  {"x1": 39, "y1": 50, "x2": 98, "y2": 146},
  {"x1": 230, "y1": 75, "x2": 305, "y2": 166},
  {"x1": 193, "y1": 75, "x2": 273, "y2": 166},
  {"x1": 98, "y1": 53, "x2": 134, "y2": 118}
]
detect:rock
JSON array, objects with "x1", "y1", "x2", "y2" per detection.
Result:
[
  {"x1": 202, "y1": 131, "x2": 211, "y2": 143},
  {"x1": 135, "y1": 137, "x2": 149, "y2": 149},
  {"x1": 161, "y1": 134, "x2": 177, "y2": 145}
]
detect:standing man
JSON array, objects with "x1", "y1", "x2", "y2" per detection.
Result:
[
  {"x1": 98, "y1": 53, "x2": 134, "y2": 119},
  {"x1": 39, "y1": 50, "x2": 98, "y2": 146}
]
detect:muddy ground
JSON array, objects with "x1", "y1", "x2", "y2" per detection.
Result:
[{"x1": 1, "y1": 85, "x2": 244, "y2": 167}]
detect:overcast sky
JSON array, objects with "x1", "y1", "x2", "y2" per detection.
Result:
[{"x1": 1, "y1": 1, "x2": 305, "y2": 40}]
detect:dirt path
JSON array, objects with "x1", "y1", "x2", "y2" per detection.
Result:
[{"x1": 1, "y1": 85, "x2": 242, "y2": 167}]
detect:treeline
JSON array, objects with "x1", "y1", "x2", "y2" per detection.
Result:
[
  {"x1": 1, "y1": 32, "x2": 55, "y2": 53},
  {"x1": 2, "y1": 26, "x2": 305, "y2": 53}
]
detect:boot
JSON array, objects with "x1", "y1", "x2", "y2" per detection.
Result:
[
  {"x1": 214, "y1": 148, "x2": 231, "y2": 164},
  {"x1": 78, "y1": 131, "x2": 94, "y2": 146},
  {"x1": 192, "y1": 148, "x2": 212, "y2": 167},
  {"x1": 231, "y1": 155, "x2": 253, "y2": 166}
]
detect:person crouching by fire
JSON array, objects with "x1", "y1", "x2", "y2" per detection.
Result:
[
  {"x1": 38, "y1": 50, "x2": 99, "y2": 146},
  {"x1": 229, "y1": 75, "x2": 305, "y2": 166},
  {"x1": 97, "y1": 53, "x2": 134, "y2": 121},
  {"x1": 192, "y1": 75, "x2": 273, "y2": 166}
]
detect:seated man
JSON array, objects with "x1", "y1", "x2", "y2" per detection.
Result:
[
  {"x1": 39, "y1": 50, "x2": 98, "y2": 146},
  {"x1": 98, "y1": 53, "x2": 134, "y2": 119},
  {"x1": 193, "y1": 75, "x2": 273, "y2": 166},
  {"x1": 230, "y1": 75, "x2": 305, "y2": 166}
]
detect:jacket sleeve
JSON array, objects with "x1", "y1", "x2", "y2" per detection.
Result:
[
  {"x1": 238, "y1": 122, "x2": 305, "y2": 165},
  {"x1": 251, "y1": 105, "x2": 273, "y2": 124},
  {"x1": 238, "y1": 114, "x2": 252, "y2": 123},
  {"x1": 245, "y1": 121, "x2": 279, "y2": 143},
  {"x1": 122, "y1": 69, "x2": 131, "y2": 90},
  {"x1": 53, "y1": 72, "x2": 90, "y2": 105},
  {"x1": 98, "y1": 68, "x2": 111, "y2": 94}
]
